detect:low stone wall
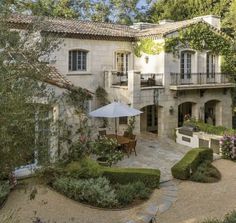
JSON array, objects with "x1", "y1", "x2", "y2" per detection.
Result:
[{"x1": 176, "y1": 128, "x2": 222, "y2": 154}]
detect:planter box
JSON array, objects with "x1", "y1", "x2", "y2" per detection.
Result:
[{"x1": 176, "y1": 128, "x2": 221, "y2": 154}]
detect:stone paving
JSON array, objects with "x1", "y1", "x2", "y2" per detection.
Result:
[
  {"x1": 120, "y1": 181, "x2": 178, "y2": 223},
  {"x1": 116, "y1": 133, "x2": 191, "y2": 182}
]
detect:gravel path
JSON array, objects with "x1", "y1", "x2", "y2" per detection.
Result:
[
  {"x1": 158, "y1": 159, "x2": 236, "y2": 223},
  {"x1": 0, "y1": 183, "x2": 163, "y2": 223}
]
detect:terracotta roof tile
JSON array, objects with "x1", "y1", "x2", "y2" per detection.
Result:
[
  {"x1": 136, "y1": 19, "x2": 202, "y2": 38},
  {"x1": 8, "y1": 13, "x2": 227, "y2": 40},
  {"x1": 8, "y1": 13, "x2": 137, "y2": 39},
  {"x1": 45, "y1": 66, "x2": 73, "y2": 90},
  {"x1": 8, "y1": 14, "x2": 224, "y2": 40}
]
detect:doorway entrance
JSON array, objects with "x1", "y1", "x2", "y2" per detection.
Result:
[
  {"x1": 178, "y1": 102, "x2": 193, "y2": 127},
  {"x1": 147, "y1": 105, "x2": 157, "y2": 132}
]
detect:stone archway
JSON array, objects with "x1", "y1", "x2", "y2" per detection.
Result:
[
  {"x1": 178, "y1": 102, "x2": 197, "y2": 127},
  {"x1": 140, "y1": 104, "x2": 163, "y2": 134},
  {"x1": 204, "y1": 100, "x2": 221, "y2": 126}
]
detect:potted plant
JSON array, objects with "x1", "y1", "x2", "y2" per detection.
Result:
[
  {"x1": 124, "y1": 117, "x2": 136, "y2": 139},
  {"x1": 93, "y1": 137, "x2": 124, "y2": 167}
]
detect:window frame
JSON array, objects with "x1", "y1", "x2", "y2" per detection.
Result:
[
  {"x1": 68, "y1": 49, "x2": 89, "y2": 73},
  {"x1": 206, "y1": 52, "x2": 216, "y2": 78},
  {"x1": 180, "y1": 51, "x2": 193, "y2": 77},
  {"x1": 115, "y1": 51, "x2": 131, "y2": 74}
]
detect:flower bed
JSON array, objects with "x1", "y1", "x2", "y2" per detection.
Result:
[
  {"x1": 220, "y1": 135, "x2": 236, "y2": 160},
  {"x1": 40, "y1": 157, "x2": 160, "y2": 209}
]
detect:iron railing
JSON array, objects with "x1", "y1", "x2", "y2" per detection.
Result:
[
  {"x1": 111, "y1": 71, "x2": 164, "y2": 87},
  {"x1": 170, "y1": 73, "x2": 231, "y2": 85},
  {"x1": 140, "y1": 73, "x2": 164, "y2": 87}
]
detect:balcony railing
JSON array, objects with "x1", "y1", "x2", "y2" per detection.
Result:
[
  {"x1": 110, "y1": 71, "x2": 164, "y2": 87},
  {"x1": 170, "y1": 73, "x2": 231, "y2": 85},
  {"x1": 111, "y1": 71, "x2": 128, "y2": 86},
  {"x1": 140, "y1": 73, "x2": 164, "y2": 87}
]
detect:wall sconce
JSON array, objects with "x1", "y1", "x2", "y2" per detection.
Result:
[
  {"x1": 169, "y1": 106, "x2": 174, "y2": 114},
  {"x1": 145, "y1": 56, "x2": 149, "y2": 64}
]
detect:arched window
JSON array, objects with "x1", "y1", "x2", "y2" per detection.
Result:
[{"x1": 69, "y1": 49, "x2": 88, "y2": 71}]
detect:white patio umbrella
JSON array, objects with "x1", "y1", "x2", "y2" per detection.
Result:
[{"x1": 89, "y1": 102, "x2": 142, "y2": 135}]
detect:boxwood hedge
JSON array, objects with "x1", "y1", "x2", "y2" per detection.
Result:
[
  {"x1": 102, "y1": 167, "x2": 160, "y2": 188},
  {"x1": 171, "y1": 147, "x2": 213, "y2": 180}
]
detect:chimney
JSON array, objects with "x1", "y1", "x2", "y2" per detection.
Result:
[
  {"x1": 194, "y1": 15, "x2": 221, "y2": 29},
  {"x1": 130, "y1": 22, "x2": 159, "y2": 30},
  {"x1": 159, "y1": 19, "x2": 174, "y2": 25}
]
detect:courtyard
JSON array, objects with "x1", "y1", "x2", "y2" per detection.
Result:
[{"x1": 1, "y1": 158, "x2": 236, "y2": 223}]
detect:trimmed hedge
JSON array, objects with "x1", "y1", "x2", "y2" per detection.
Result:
[
  {"x1": 171, "y1": 147, "x2": 213, "y2": 180},
  {"x1": 102, "y1": 167, "x2": 160, "y2": 188}
]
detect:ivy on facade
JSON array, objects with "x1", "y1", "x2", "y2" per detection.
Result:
[
  {"x1": 134, "y1": 23, "x2": 233, "y2": 58},
  {"x1": 164, "y1": 23, "x2": 233, "y2": 56},
  {"x1": 133, "y1": 38, "x2": 164, "y2": 57}
]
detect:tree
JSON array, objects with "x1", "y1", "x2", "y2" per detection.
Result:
[
  {"x1": 11, "y1": 0, "x2": 77, "y2": 18},
  {"x1": 147, "y1": 0, "x2": 232, "y2": 23},
  {"x1": 0, "y1": 5, "x2": 60, "y2": 178},
  {"x1": 12, "y1": 0, "x2": 150, "y2": 25}
]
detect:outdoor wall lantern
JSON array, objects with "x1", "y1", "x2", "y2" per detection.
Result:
[
  {"x1": 169, "y1": 106, "x2": 174, "y2": 114},
  {"x1": 145, "y1": 56, "x2": 149, "y2": 64}
]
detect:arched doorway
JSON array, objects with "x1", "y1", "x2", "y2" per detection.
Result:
[
  {"x1": 204, "y1": 100, "x2": 220, "y2": 126},
  {"x1": 140, "y1": 104, "x2": 160, "y2": 133},
  {"x1": 178, "y1": 102, "x2": 195, "y2": 127}
]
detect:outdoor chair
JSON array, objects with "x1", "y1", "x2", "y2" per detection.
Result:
[
  {"x1": 124, "y1": 139, "x2": 137, "y2": 156},
  {"x1": 98, "y1": 130, "x2": 106, "y2": 139},
  {"x1": 123, "y1": 131, "x2": 136, "y2": 140}
]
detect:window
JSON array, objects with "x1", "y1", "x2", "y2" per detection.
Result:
[
  {"x1": 69, "y1": 50, "x2": 87, "y2": 71},
  {"x1": 119, "y1": 117, "x2": 128, "y2": 125},
  {"x1": 206, "y1": 53, "x2": 216, "y2": 78},
  {"x1": 116, "y1": 52, "x2": 130, "y2": 74},
  {"x1": 180, "y1": 51, "x2": 192, "y2": 78}
]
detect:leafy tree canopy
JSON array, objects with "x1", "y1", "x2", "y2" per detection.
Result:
[{"x1": 10, "y1": 0, "x2": 151, "y2": 25}]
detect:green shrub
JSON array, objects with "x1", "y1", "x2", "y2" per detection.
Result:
[
  {"x1": 65, "y1": 157, "x2": 103, "y2": 179},
  {"x1": 53, "y1": 177, "x2": 118, "y2": 208},
  {"x1": 102, "y1": 167, "x2": 160, "y2": 188},
  {"x1": 201, "y1": 210, "x2": 236, "y2": 223},
  {"x1": 186, "y1": 120, "x2": 236, "y2": 136},
  {"x1": 93, "y1": 137, "x2": 124, "y2": 167},
  {"x1": 224, "y1": 210, "x2": 236, "y2": 223},
  {"x1": 115, "y1": 181, "x2": 151, "y2": 206},
  {"x1": 190, "y1": 161, "x2": 221, "y2": 183},
  {"x1": 37, "y1": 165, "x2": 65, "y2": 185},
  {"x1": 171, "y1": 147, "x2": 213, "y2": 180},
  {"x1": 0, "y1": 181, "x2": 10, "y2": 206},
  {"x1": 202, "y1": 219, "x2": 221, "y2": 223}
]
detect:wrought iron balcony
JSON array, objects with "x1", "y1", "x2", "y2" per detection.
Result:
[
  {"x1": 140, "y1": 73, "x2": 164, "y2": 87},
  {"x1": 110, "y1": 71, "x2": 164, "y2": 87},
  {"x1": 170, "y1": 73, "x2": 235, "y2": 90},
  {"x1": 170, "y1": 73, "x2": 232, "y2": 85}
]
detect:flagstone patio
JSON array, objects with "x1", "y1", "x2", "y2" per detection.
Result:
[{"x1": 116, "y1": 133, "x2": 191, "y2": 182}]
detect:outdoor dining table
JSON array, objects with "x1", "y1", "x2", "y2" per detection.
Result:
[{"x1": 105, "y1": 134, "x2": 130, "y2": 145}]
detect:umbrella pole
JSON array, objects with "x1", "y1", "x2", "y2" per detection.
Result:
[{"x1": 115, "y1": 118, "x2": 118, "y2": 137}]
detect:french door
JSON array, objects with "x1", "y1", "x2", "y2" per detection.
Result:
[
  {"x1": 147, "y1": 105, "x2": 158, "y2": 133},
  {"x1": 180, "y1": 51, "x2": 192, "y2": 84}
]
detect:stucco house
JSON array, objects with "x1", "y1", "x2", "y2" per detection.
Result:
[{"x1": 9, "y1": 13, "x2": 234, "y2": 141}]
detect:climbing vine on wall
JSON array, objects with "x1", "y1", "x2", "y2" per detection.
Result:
[
  {"x1": 133, "y1": 23, "x2": 233, "y2": 59},
  {"x1": 133, "y1": 38, "x2": 164, "y2": 57},
  {"x1": 65, "y1": 86, "x2": 92, "y2": 113},
  {"x1": 164, "y1": 23, "x2": 233, "y2": 56}
]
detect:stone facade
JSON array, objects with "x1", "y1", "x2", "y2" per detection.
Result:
[{"x1": 50, "y1": 15, "x2": 234, "y2": 138}]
